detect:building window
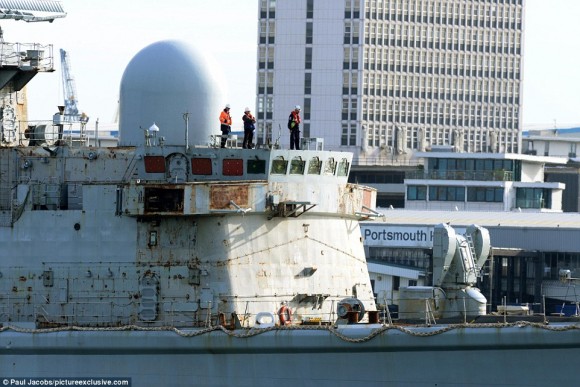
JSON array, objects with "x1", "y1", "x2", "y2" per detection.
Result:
[
  {"x1": 305, "y1": 47, "x2": 312, "y2": 69},
  {"x1": 467, "y1": 187, "x2": 504, "y2": 202},
  {"x1": 259, "y1": 20, "x2": 267, "y2": 43},
  {"x1": 258, "y1": 47, "x2": 266, "y2": 69},
  {"x1": 267, "y1": 71, "x2": 274, "y2": 94},
  {"x1": 344, "y1": 22, "x2": 351, "y2": 44},
  {"x1": 343, "y1": 46, "x2": 351, "y2": 69},
  {"x1": 267, "y1": 47, "x2": 275, "y2": 69},
  {"x1": 307, "y1": 0, "x2": 313, "y2": 18},
  {"x1": 393, "y1": 276, "x2": 400, "y2": 291},
  {"x1": 428, "y1": 186, "x2": 465, "y2": 201},
  {"x1": 303, "y1": 122, "x2": 310, "y2": 138},
  {"x1": 303, "y1": 98, "x2": 311, "y2": 120},
  {"x1": 345, "y1": 0, "x2": 352, "y2": 18},
  {"x1": 260, "y1": 0, "x2": 267, "y2": 18},
  {"x1": 266, "y1": 96, "x2": 273, "y2": 120},
  {"x1": 516, "y1": 188, "x2": 551, "y2": 209},
  {"x1": 268, "y1": 0, "x2": 276, "y2": 18},
  {"x1": 304, "y1": 72, "x2": 311, "y2": 95},
  {"x1": 407, "y1": 186, "x2": 427, "y2": 200},
  {"x1": 258, "y1": 72, "x2": 265, "y2": 94},
  {"x1": 268, "y1": 20, "x2": 276, "y2": 44},
  {"x1": 341, "y1": 123, "x2": 348, "y2": 145},
  {"x1": 306, "y1": 22, "x2": 313, "y2": 44},
  {"x1": 257, "y1": 96, "x2": 265, "y2": 119}
]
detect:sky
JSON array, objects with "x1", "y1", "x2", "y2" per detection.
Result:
[{"x1": 2, "y1": 0, "x2": 580, "y2": 131}]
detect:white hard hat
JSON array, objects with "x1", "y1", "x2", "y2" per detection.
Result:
[
  {"x1": 244, "y1": 107, "x2": 251, "y2": 112},
  {"x1": 295, "y1": 105, "x2": 301, "y2": 110},
  {"x1": 225, "y1": 104, "x2": 230, "y2": 109}
]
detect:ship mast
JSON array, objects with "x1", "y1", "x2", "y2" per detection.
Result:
[{"x1": 0, "y1": 0, "x2": 66, "y2": 146}]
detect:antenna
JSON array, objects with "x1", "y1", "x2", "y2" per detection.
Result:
[
  {"x1": 183, "y1": 111, "x2": 190, "y2": 152},
  {"x1": 275, "y1": 124, "x2": 282, "y2": 149}
]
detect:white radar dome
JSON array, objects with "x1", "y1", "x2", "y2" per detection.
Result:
[{"x1": 119, "y1": 40, "x2": 226, "y2": 147}]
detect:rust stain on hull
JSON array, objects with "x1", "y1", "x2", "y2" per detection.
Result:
[{"x1": 210, "y1": 185, "x2": 249, "y2": 209}]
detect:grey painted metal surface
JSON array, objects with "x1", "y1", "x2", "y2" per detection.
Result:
[{"x1": 2, "y1": 325, "x2": 580, "y2": 386}]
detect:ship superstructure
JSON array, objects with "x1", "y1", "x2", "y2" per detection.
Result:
[{"x1": 0, "y1": 142, "x2": 377, "y2": 328}]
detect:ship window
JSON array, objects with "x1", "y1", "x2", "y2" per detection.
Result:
[
  {"x1": 247, "y1": 159, "x2": 266, "y2": 174},
  {"x1": 337, "y1": 158, "x2": 350, "y2": 176},
  {"x1": 191, "y1": 158, "x2": 212, "y2": 175},
  {"x1": 271, "y1": 157, "x2": 288, "y2": 174},
  {"x1": 144, "y1": 188, "x2": 184, "y2": 213},
  {"x1": 307, "y1": 157, "x2": 322, "y2": 175},
  {"x1": 223, "y1": 159, "x2": 243, "y2": 176},
  {"x1": 290, "y1": 156, "x2": 305, "y2": 175},
  {"x1": 324, "y1": 157, "x2": 337, "y2": 175}
]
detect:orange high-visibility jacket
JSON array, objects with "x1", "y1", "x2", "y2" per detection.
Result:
[{"x1": 220, "y1": 110, "x2": 232, "y2": 125}]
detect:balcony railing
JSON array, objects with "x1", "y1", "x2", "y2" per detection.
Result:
[
  {"x1": 0, "y1": 42, "x2": 54, "y2": 71},
  {"x1": 406, "y1": 170, "x2": 514, "y2": 182}
]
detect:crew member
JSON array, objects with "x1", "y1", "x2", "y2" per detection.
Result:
[
  {"x1": 219, "y1": 104, "x2": 232, "y2": 148},
  {"x1": 288, "y1": 105, "x2": 301, "y2": 150},
  {"x1": 242, "y1": 107, "x2": 256, "y2": 149}
]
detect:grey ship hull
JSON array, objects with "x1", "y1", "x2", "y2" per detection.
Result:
[{"x1": 2, "y1": 323, "x2": 580, "y2": 386}]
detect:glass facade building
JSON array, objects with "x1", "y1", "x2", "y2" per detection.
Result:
[{"x1": 256, "y1": 0, "x2": 525, "y2": 161}]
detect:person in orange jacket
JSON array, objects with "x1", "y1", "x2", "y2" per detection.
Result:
[
  {"x1": 288, "y1": 105, "x2": 301, "y2": 150},
  {"x1": 219, "y1": 104, "x2": 232, "y2": 148},
  {"x1": 242, "y1": 107, "x2": 256, "y2": 149}
]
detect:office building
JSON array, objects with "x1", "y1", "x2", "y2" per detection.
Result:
[{"x1": 256, "y1": 0, "x2": 525, "y2": 206}]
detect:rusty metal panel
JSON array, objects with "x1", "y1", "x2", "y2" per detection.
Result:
[
  {"x1": 144, "y1": 156, "x2": 166, "y2": 173},
  {"x1": 210, "y1": 184, "x2": 248, "y2": 209},
  {"x1": 363, "y1": 187, "x2": 373, "y2": 209}
]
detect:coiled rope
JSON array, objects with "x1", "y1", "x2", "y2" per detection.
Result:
[{"x1": 1, "y1": 320, "x2": 579, "y2": 343}]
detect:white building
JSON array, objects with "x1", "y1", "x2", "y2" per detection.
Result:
[
  {"x1": 522, "y1": 126, "x2": 580, "y2": 157},
  {"x1": 405, "y1": 150, "x2": 567, "y2": 212},
  {"x1": 256, "y1": 0, "x2": 525, "y2": 163},
  {"x1": 522, "y1": 126, "x2": 580, "y2": 212}
]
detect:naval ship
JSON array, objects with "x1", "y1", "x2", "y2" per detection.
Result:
[{"x1": 1, "y1": 2, "x2": 580, "y2": 386}]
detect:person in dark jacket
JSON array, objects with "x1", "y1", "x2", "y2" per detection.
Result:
[
  {"x1": 242, "y1": 107, "x2": 256, "y2": 149},
  {"x1": 288, "y1": 105, "x2": 301, "y2": 150}
]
